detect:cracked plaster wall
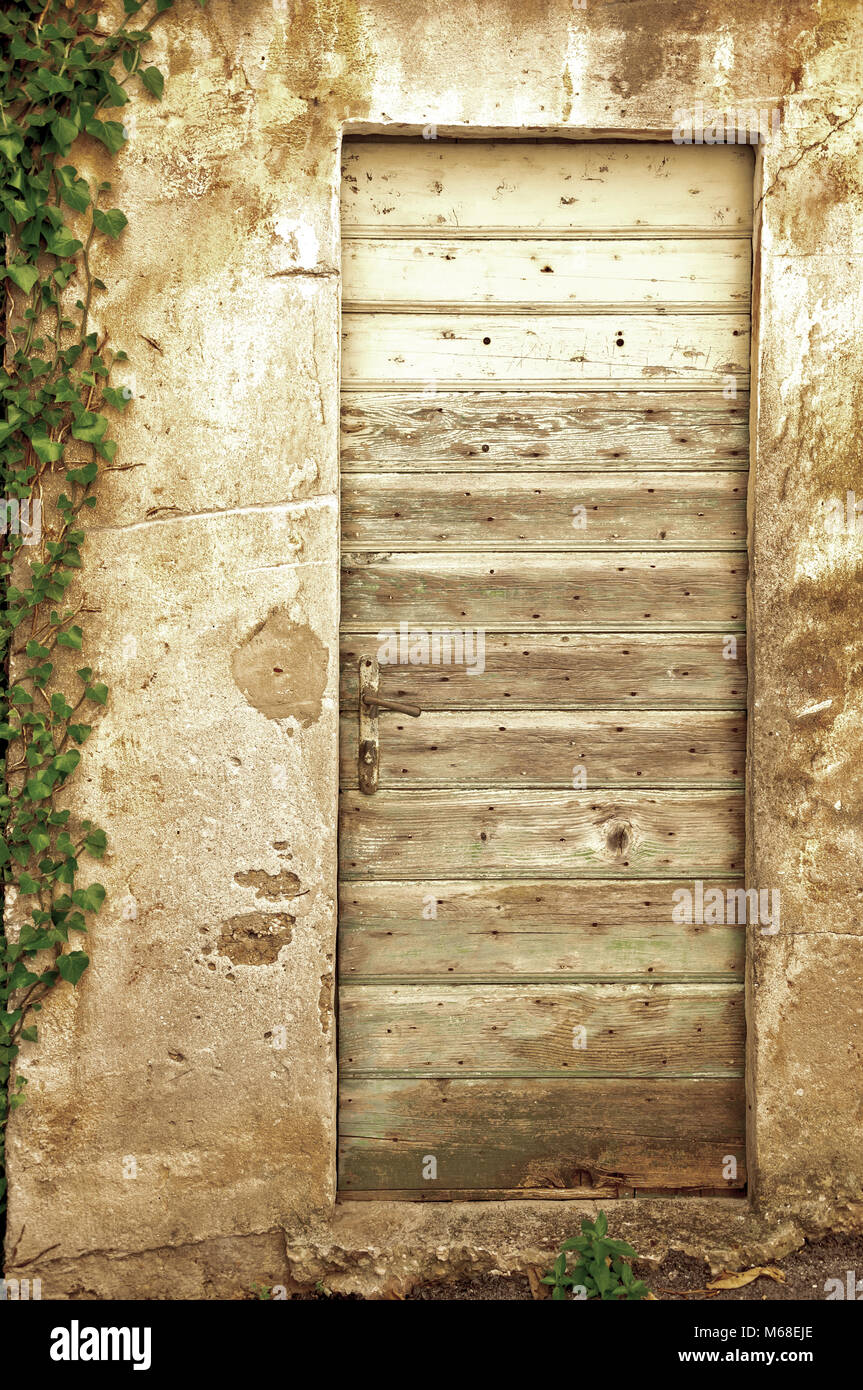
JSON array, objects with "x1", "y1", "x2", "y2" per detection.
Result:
[{"x1": 4, "y1": 0, "x2": 863, "y2": 1298}]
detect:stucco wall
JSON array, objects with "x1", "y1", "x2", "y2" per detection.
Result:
[{"x1": 5, "y1": 0, "x2": 863, "y2": 1298}]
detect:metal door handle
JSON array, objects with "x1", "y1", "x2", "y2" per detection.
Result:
[
  {"x1": 361, "y1": 691, "x2": 422, "y2": 718},
  {"x1": 357, "y1": 656, "x2": 422, "y2": 794}
]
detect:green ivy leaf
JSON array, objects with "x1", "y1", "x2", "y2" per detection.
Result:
[
  {"x1": 25, "y1": 776, "x2": 53, "y2": 801},
  {"x1": 54, "y1": 751, "x2": 81, "y2": 775},
  {"x1": 93, "y1": 208, "x2": 128, "y2": 240},
  {"x1": 71, "y1": 412, "x2": 107, "y2": 443},
  {"x1": 66, "y1": 461, "x2": 99, "y2": 485},
  {"x1": 72, "y1": 883, "x2": 105, "y2": 914},
  {"x1": 27, "y1": 433, "x2": 64, "y2": 463},
  {"x1": 84, "y1": 828, "x2": 107, "y2": 857},
  {"x1": 84, "y1": 118, "x2": 126, "y2": 155},
  {"x1": 8, "y1": 963, "x2": 40, "y2": 991},
  {"x1": 44, "y1": 227, "x2": 84, "y2": 258},
  {"x1": 57, "y1": 166, "x2": 91, "y2": 213},
  {"x1": 56, "y1": 951, "x2": 89, "y2": 985},
  {"x1": 140, "y1": 66, "x2": 165, "y2": 99},
  {"x1": 51, "y1": 116, "x2": 80, "y2": 151},
  {"x1": 5, "y1": 263, "x2": 40, "y2": 295},
  {"x1": 57, "y1": 625, "x2": 84, "y2": 650}
]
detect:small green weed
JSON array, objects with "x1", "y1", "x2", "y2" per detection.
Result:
[{"x1": 543, "y1": 1211, "x2": 651, "y2": 1301}]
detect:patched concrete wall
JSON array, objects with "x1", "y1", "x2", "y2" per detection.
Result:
[{"x1": 5, "y1": 0, "x2": 863, "y2": 1298}]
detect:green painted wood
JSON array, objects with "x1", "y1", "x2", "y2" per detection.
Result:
[
  {"x1": 340, "y1": 390, "x2": 749, "y2": 469},
  {"x1": 338, "y1": 878, "x2": 745, "y2": 981},
  {"x1": 339, "y1": 982, "x2": 744, "y2": 1078},
  {"x1": 340, "y1": 789, "x2": 744, "y2": 879},
  {"x1": 339, "y1": 709, "x2": 746, "y2": 789},
  {"x1": 342, "y1": 470, "x2": 747, "y2": 551},
  {"x1": 339, "y1": 632, "x2": 747, "y2": 709},
  {"x1": 341, "y1": 551, "x2": 747, "y2": 630},
  {"x1": 338, "y1": 1077, "x2": 746, "y2": 1191}
]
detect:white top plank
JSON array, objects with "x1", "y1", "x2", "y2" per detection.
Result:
[{"x1": 341, "y1": 140, "x2": 754, "y2": 234}]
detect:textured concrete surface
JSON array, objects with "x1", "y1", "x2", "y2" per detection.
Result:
[{"x1": 5, "y1": 0, "x2": 863, "y2": 1298}]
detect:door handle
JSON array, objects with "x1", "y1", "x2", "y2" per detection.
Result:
[
  {"x1": 361, "y1": 691, "x2": 422, "y2": 718},
  {"x1": 357, "y1": 656, "x2": 422, "y2": 794}
]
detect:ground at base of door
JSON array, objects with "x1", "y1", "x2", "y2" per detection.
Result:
[{"x1": 274, "y1": 1233, "x2": 863, "y2": 1300}]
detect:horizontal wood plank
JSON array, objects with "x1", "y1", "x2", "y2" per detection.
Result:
[
  {"x1": 339, "y1": 709, "x2": 745, "y2": 789},
  {"x1": 341, "y1": 551, "x2": 747, "y2": 629},
  {"x1": 339, "y1": 878, "x2": 745, "y2": 981},
  {"x1": 339, "y1": 982, "x2": 744, "y2": 1077},
  {"x1": 339, "y1": 633, "x2": 747, "y2": 709},
  {"x1": 339, "y1": 789, "x2": 744, "y2": 879},
  {"x1": 338, "y1": 1187, "x2": 637, "y2": 1201},
  {"x1": 341, "y1": 140, "x2": 754, "y2": 234},
  {"x1": 338, "y1": 1077, "x2": 746, "y2": 1190},
  {"x1": 340, "y1": 390, "x2": 749, "y2": 468},
  {"x1": 342, "y1": 470, "x2": 747, "y2": 550},
  {"x1": 342, "y1": 238, "x2": 751, "y2": 309},
  {"x1": 342, "y1": 312, "x2": 750, "y2": 385}
]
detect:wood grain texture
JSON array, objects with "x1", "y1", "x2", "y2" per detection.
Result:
[
  {"x1": 337, "y1": 138, "x2": 751, "y2": 1197},
  {"x1": 339, "y1": 789, "x2": 744, "y2": 879},
  {"x1": 342, "y1": 238, "x2": 751, "y2": 308},
  {"x1": 338, "y1": 1077, "x2": 747, "y2": 1190},
  {"x1": 342, "y1": 312, "x2": 750, "y2": 386},
  {"x1": 339, "y1": 633, "x2": 747, "y2": 709},
  {"x1": 339, "y1": 878, "x2": 745, "y2": 981},
  {"x1": 341, "y1": 551, "x2": 747, "y2": 629},
  {"x1": 341, "y1": 140, "x2": 754, "y2": 234},
  {"x1": 342, "y1": 470, "x2": 747, "y2": 550},
  {"x1": 339, "y1": 709, "x2": 746, "y2": 789},
  {"x1": 340, "y1": 391, "x2": 750, "y2": 468},
  {"x1": 339, "y1": 982, "x2": 744, "y2": 1077}
]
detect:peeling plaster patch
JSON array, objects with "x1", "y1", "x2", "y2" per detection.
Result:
[
  {"x1": 562, "y1": 28, "x2": 587, "y2": 124},
  {"x1": 273, "y1": 216, "x2": 319, "y2": 268},
  {"x1": 798, "y1": 698, "x2": 833, "y2": 718},
  {"x1": 218, "y1": 912, "x2": 294, "y2": 965},
  {"x1": 713, "y1": 29, "x2": 735, "y2": 86},
  {"x1": 234, "y1": 867, "x2": 302, "y2": 901},
  {"x1": 232, "y1": 612, "x2": 329, "y2": 724},
  {"x1": 318, "y1": 971, "x2": 334, "y2": 1033}
]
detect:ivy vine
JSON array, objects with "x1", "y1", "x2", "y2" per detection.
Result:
[{"x1": 0, "y1": 0, "x2": 205, "y2": 1220}]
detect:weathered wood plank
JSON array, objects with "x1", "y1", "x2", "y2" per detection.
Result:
[
  {"x1": 338, "y1": 1077, "x2": 747, "y2": 1190},
  {"x1": 342, "y1": 312, "x2": 750, "y2": 385},
  {"x1": 340, "y1": 982, "x2": 744, "y2": 1077},
  {"x1": 340, "y1": 551, "x2": 747, "y2": 629},
  {"x1": 338, "y1": 878, "x2": 745, "y2": 980},
  {"x1": 340, "y1": 391, "x2": 750, "y2": 467},
  {"x1": 341, "y1": 140, "x2": 754, "y2": 234},
  {"x1": 340, "y1": 633, "x2": 747, "y2": 708},
  {"x1": 339, "y1": 789, "x2": 744, "y2": 879},
  {"x1": 339, "y1": 709, "x2": 745, "y2": 789},
  {"x1": 342, "y1": 471, "x2": 747, "y2": 550},
  {"x1": 339, "y1": 1187, "x2": 637, "y2": 1201},
  {"x1": 342, "y1": 238, "x2": 751, "y2": 308}
]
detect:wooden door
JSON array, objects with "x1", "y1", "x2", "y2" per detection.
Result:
[{"x1": 338, "y1": 139, "x2": 750, "y2": 1199}]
